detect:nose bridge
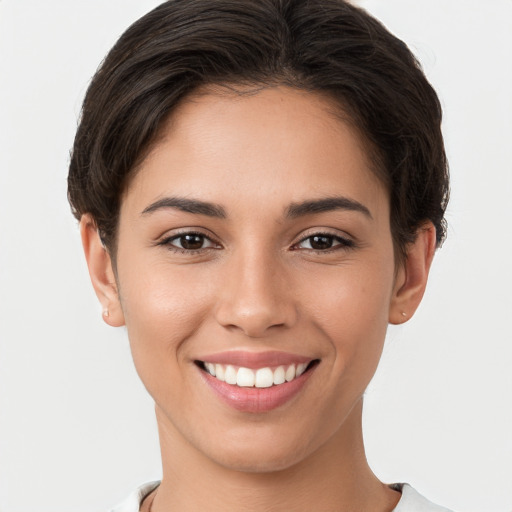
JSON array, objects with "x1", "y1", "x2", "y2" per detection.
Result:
[{"x1": 215, "y1": 243, "x2": 296, "y2": 337}]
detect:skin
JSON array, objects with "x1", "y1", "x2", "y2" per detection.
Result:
[{"x1": 81, "y1": 86, "x2": 436, "y2": 511}]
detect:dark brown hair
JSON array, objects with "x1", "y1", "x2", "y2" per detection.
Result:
[{"x1": 68, "y1": 0, "x2": 449, "y2": 261}]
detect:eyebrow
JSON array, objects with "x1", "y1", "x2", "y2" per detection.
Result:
[
  {"x1": 141, "y1": 196, "x2": 226, "y2": 218},
  {"x1": 286, "y1": 196, "x2": 372, "y2": 219},
  {"x1": 141, "y1": 195, "x2": 371, "y2": 220}
]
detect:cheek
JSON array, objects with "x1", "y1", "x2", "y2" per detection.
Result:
[
  {"x1": 116, "y1": 259, "x2": 215, "y2": 391},
  {"x1": 304, "y1": 258, "x2": 395, "y2": 376},
  {"x1": 306, "y1": 259, "x2": 393, "y2": 332}
]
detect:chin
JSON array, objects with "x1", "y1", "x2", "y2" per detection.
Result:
[
  {"x1": 213, "y1": 446, "x2": 309, "y2": 474},
  {"x1": 197, "y1": 423, "x2": 321, "y2": 475}
]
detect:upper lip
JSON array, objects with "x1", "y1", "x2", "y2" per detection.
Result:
[{"x1": 195, "y1": 350, "x2": 315, "y2": 369}]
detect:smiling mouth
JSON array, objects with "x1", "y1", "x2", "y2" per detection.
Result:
[{"x1": 196, "y1": 360, "x2": 320, "y2": 388}]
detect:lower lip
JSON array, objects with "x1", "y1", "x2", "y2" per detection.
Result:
[{"x1": 198, "y1": 366, "x2": 315, "y2": 413}]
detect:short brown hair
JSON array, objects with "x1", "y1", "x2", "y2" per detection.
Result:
[{"x1": 68, "y1": 0, "x2": 449, "y2": 261}]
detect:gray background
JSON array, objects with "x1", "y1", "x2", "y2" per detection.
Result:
[{"x1": 1, "y1": 0, "x2": 511, "y2": 510}]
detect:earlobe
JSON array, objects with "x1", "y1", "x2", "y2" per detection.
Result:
[
  {"x1": 389, "y1": 222, "x2": 437, "y2": 325},
  {"x1": 80, "y1": 214, "x2": 125, "y2": 327}
]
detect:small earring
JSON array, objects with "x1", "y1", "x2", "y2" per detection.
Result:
[
  {"x1": 103, "y1": 309, "x2": 110, "y2": 318},
  {"x1": 401, "y1": 312, "x2": 407, "y2": 317}
]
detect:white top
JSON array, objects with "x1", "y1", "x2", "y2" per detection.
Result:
[{"x1": 110, "y1": 481, "x2": 454, "y2": 511}]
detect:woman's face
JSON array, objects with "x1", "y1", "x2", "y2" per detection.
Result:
[{"x1": 109, "y1": 87, "x2": 405, "y2": 471}]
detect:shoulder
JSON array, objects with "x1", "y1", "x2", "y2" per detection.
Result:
[
  {"x1": 109, "y1": 481, "x2": 160, "y2": 512},
  {"x1": 392, "y1": 483, "x2": 455, "y2": 512}
]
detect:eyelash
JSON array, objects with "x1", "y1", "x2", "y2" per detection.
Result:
[
  {"x1": 292, "y1": 232, "x2": 356, "y2": 254},
  {"x1": 158, "y1": 231, "x2": 221, "y2": 254},
  {"x1": 158, "y1": 230, "x2": 355, "y2": 255}
]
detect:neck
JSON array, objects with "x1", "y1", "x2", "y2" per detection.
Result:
[{"x1": 151, "y1": 399, "x2": 399, "y2": 512}]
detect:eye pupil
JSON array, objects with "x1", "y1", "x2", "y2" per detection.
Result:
[
  {"x1": 310, "y1": 235, "x2": 333, "y2": 250},
  {"x1": 180, "y1": 234, "x2": 204, "y2": 250}
]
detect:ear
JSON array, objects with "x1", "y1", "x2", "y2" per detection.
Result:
[
  {"x1": 80, "y1": 214, "x2": 125, "y2": 327},
  {"x1": 389, "y1": 222, "x2": 437, "y2": 324}
]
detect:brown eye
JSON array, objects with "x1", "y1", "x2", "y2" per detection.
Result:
[
  {"x1": 309, "y1": 235, "x2": 334, "y2": 250},
  {"x1": 295, "y1": 233, "x2": 354, "y2": 251},
  {"x1": 163, "y1": 232, "x2": 218, "y2": 252},
  {"x1": 179, "y1": 234, "x2": 205, "y2": 250}
]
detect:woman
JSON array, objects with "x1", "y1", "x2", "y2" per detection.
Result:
[{"x1": 68, "y1": 0, "x2": 451, "y2": 510}]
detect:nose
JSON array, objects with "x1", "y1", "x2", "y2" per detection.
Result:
[{"x1": 214, "y1": 249, "x2": 298, "y2": 338}]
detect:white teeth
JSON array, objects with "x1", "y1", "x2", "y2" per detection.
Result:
[
  {"x1": 273, "y1": 366, "x2": 286, "y2": 385},
  {"x1": 203, "y1": 361, "x2": 313, "y2": 388},
  {"x1": 237, "y1": 367, "x2": 255, "y2": 387},
  {"x1": 225, "y1": 365, "x2": 237, "y2": 385},
  {"x1": 255, "y1": 368, "x2": 274, "y2": 388},
  {"x1": 296, "y1": 363, "x2": 307, "y2": 377},
  {"x1": 215, "y1": 364, "x2": 225, "y2": 381},
  {"x1": 285, "y1": 365, "x2": 296, "y2": 382}
]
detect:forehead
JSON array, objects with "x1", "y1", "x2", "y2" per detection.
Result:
[{"x1": 123, "y1": 86, "x2": 387, "y2": 220}]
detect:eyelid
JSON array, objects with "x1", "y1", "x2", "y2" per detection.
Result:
[
  {"x1": 154, "y1": 227, "x2": 356, "y2": 254},
  {"x1": 156, "y1": 226, "x2": 218, "y2": 242},
  {"x1": 157, "y1": 228, "x2": 222, "y2": 252},
  {"x1": 291, "y1": 229, "x2": 356, "y2": 251}
]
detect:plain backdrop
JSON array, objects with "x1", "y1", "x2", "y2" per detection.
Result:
[{"x1": 1, "y1": 1, "x2": 511, "y2": 511}]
